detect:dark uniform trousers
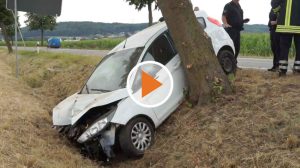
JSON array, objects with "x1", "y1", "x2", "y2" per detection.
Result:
[
  {"x1": 270, "y1": 30, "x2": 280, "y2": 67},
  {"x1": 279, "y1": 34, "x2": 300, "y2": 72},
  {"x1": 225, "y1": 27, "x2": 240, "y2": 59}
]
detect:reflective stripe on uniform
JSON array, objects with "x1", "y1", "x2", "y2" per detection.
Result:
[
  {"x1": 276, "y1": 25, "x2": 300, "y2": 33},
  {"x1": 277, "y1": 25, "x2": 300, "y2": 30},
  {"x1": 273, "y1": 6, "x2": 281, "y2": 13},
  {"x1": 276, "y1": 29, "x2": 300, "y2": 34},
  {"x1": 279, "y1": 60, "x2": 288, "y2": 64},
  {"x1": 285, "y1": 0, "x2": 293, "y2": 26},
  {"x1": 294, "y1": 60, "x2": 300, "y2": 70},
  {"x1": 279, "y1": 65, "x2": 288, "y2": 69},
  {"x1": 279, "y1": 60, "x2": 288, "y2": 70},
  {"x1": 294, "y1": 61, "x2": 300, "y2": 64},
  {"x1": 294, "y1": 66, "x2": 300, "y2": 70},
  {"x1": 278, "y1": 25, "x2": 300, "y2": 29}
]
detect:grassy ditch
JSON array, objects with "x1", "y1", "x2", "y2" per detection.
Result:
[
  {"x1": 0, "y1": 50, "x2": 100, "y2": 168},
  {"x1": 0, "y1": 49, "x2": 299, "y2": 167},
  {"x1": 3, "y1": 50, "x2": 101, "y2": 112}
]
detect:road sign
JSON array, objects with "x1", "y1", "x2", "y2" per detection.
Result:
[{"x1": 6, "y1": 0, "x2": 62, "y2": 16}]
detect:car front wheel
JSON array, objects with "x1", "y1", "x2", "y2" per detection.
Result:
[
  {"x1": 217, "y1": 50, "x2": 237, "y2": 74},
  {"x1": 118, "y1": 117, "x2": 154, "y2": 157}
]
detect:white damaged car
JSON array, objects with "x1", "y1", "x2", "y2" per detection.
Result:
[{"x1": 53, "y1": 10, "x2": 236, "y2": 160}]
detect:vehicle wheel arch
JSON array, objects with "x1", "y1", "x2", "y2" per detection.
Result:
[
  {"x1": 217, "y1": 45, "x2": 237, "y2": 74},
  {"x1": 217, "y1": 45, "x2": 234, "y2": 56},
  {"x1": 119, "y1": 114, "x2": 156, "y2": 131}
]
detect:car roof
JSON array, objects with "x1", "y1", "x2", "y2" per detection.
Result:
[
  {"x1": 108, "y1": 22, "x2": 167, "y2": 54},
  {"x1": 108, "y1": 10, "x2": 208, "y2": 54}
]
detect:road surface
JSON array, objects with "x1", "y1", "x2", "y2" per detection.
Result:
[
  {"x1": 3, "y1": 46, "x2": 296, "y2": 70},
  {"x1": 238, "y1": 57, "x2": 297, "y2": 70}
]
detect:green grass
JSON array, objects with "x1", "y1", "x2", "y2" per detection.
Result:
[
  {"x1": 240, "y1": 33, "x2": 271, "y2": 56},
  {"x1": 62, "y1": 38, "x2": 124, "y2": 50},
  {"x1": 0, "y1": 38, "x2": 124, "y2": 50},
  {"x1": 0, "y1": 41, "x2": 46, "y2": 47},
  {"x1": 240, "y1": 33, "x2": 296, "y2": 57},
  {"x1": 19, "y1": 50, "x2": 100, "y2": 66},
  {"x1": 1, "y1": 34, "x2": 296, "y2": 57},
  {"x1": 16, "y1": 51, "x2": 101, "y2": 89}
]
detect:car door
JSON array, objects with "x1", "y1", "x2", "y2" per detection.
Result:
[{"x1": 142, "y1": 32, "x2": 187, "y2": 124}]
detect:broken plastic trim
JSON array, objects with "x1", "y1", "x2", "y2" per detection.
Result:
[{"x1": 77, "y1": 109, "x2": 116, "y2": 143}]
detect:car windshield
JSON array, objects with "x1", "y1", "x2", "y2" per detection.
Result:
[{"x1": 84, "y1": 47, "x2": 143, "y2": 94}]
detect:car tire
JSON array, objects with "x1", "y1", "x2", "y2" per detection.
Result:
[
  {"x1": 118, "y1": 117, "x2": 155, "y2": 157},
  {"x1": 217, "y1": 50, "x2": 237, "y2": 74}
]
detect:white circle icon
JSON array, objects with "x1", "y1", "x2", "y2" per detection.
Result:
[{"x1": 126, "y1": 61, "x2": 174, "y2": 108}]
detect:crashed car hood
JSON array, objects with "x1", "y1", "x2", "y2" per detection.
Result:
[{"x1": 53, "y1": 88, "x2": 128, "y2": 125}]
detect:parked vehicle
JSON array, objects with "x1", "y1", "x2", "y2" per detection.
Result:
[
  {"x1": 47, "y1": 37, "x2": 62, "y2": 48},
  {"x1": 53, "y1": 10, "x2": 235, "y2": 160}
]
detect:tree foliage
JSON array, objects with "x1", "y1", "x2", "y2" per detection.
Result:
[
  {"x1": 125, "y1": 0, "x2": 157, "y2": 26},
  {"x1": 126, "y1": 0, "x2": 156, "y2": 10},
  {"x1": 25, "y1": 13, "x2": 57, "y2": 46},
  {"x1": 0, "y1": 0, "x2": 14, "y2": 53},
  {"x1": 19, "y1": 22, "x2": 148, "y2": 39}
]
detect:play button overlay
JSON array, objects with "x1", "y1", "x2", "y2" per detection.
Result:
[
  {"x1": 141, "y1": 70, "x2": 162, "y2": 97},
  {"x1": 126, "y1": 61, "x2": 174, "y2": 108}
]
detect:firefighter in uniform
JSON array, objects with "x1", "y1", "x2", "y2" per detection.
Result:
[
  {"x1": 222, "y1": 0, "x2": 249, "y2": 62},
  {"x1": 272, "y1": 0, "x2": 300, "y2": 76},
  {"x1": 268, "y1": 7, "x2": 280, "y2": 71}
]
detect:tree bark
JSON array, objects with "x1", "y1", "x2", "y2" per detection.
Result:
[
  {"x1": 157, "y1": 0, "x2": 232, "y2": 105},
  {"x1": 0, "y1": 22, "x2": 13, "y2": 53},
  {"x1": 41, "y1": 28, "x2": 44, "y2": 46},
  {"x1": 147, "y1": 1, "x2": 153, "y2": 27}
]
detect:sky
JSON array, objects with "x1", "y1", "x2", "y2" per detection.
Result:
[{"x1": 19, "y1": 0, "x2": 272, "y2": 27}]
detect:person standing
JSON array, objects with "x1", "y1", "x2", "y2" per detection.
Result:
[
  {"x1": 222, "y1": 0, "x2": 249, "y2": 62},
  {"x1": 268, "y1": 8, "x2": 280, "y2": 72},
  {"x1": 272, "y1": 0, "x2": 300, "y2": 76}
]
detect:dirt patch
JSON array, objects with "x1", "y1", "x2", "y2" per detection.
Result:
[{"x1": 1, "y1": 50, "x2": 300, "y2": 167}]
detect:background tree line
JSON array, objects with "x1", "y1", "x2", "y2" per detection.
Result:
[{"x1": 0, "y1": 0, "x2": 56, "y2": 50}]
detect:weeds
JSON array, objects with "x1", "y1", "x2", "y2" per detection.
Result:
[{"x1": 0, "y1": 49, "x2": 299, "y2": 167}]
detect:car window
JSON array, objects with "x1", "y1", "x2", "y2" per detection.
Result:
[
  {"x1": 83, "y1": 47, "x2": 143, "y2": 93},
  {"x1": 143, "y1": 52, "x2": 155, "y2": 62},
  {"x1": 165, "y1": 31, "x2": 177, "y2": 54},
  {"x1": 143, "y1": 34, "x2": 176, "y2": 65},
  {"x1": 197, "y1": 17, "x2": 206, "y2": 28}
]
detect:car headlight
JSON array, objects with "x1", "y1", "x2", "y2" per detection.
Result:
[
  {"x1": 77, "y1": 109, "x2": 116, "y2": 143},
  {"x1": 77, "y1": 117, "x2": 109, "y2": 143}
]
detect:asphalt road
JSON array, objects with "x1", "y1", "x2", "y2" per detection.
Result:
[{"x1": 4, "y1": 46, "x2": 295, "y2": 70}]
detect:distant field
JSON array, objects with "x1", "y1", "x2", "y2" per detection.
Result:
[
  {"x1": 0, "y1": 34, "x2": 296, "y2": 57},
  {"x1": 0, "y1": 40, "x2": 43, "y2": 47},
  {"x1": 241, "y1": 33, "x2": 296, "y2": 57},
  {"x1": 241, "y1": 33, "x2": 272, "y2": 56},
  {"x1": 62, "y1": 38, "x2": 123, "y2": 50},
  {"x1": 0, "y1": 38, "x2": 124, "y2": 50}
]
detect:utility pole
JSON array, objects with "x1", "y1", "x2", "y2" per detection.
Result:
[{"x1": 14, "y1": 0, "x2": 19, "y2": 78}]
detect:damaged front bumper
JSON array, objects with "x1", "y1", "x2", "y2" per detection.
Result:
[
  {"x1": 77, "y1": 109, "x2": 118, "y2": 158},
  {"x1": 80, "y1": 124, "x2": 118, "y2": 160}
]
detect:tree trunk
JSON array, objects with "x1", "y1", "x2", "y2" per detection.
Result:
[
  {"x1": 0, "y1": 22, "x2": 13, "y2": 53},
  {"x1": 157, "y1": 0, "x2": 232, "y2": 105},
  {"x1": 147, "y1": 1, "x2": 153, "y2": 27},
  {"x1": 41, "y1": 28, "x2": 44, "y2": 46}
]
